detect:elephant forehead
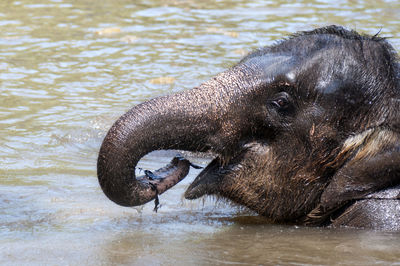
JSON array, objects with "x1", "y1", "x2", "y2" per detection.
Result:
[
  {"x1": 241, "y1": 53, "x2": 296, "y2": 83},
  {"x1": 240, "y1": 51, "x2": 343, "y2": 96},
  {"x1": 241, "y1": 45, "x2": 370, "y2": 100}
]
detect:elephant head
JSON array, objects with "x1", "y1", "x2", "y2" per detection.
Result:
[{"x1": 97, "y1": 25, "x2": 400, "y2": 229}]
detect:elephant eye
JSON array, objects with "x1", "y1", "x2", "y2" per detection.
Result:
[
  {"x1": 271, "y1": 93, "x2": 290, "y2": 109},
  {"x1": 276, "y1": 98, "x2": 287, "y2": 107}
]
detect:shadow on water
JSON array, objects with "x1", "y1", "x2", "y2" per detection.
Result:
[{"x1": 1, "y1": 0, "x2": 400, "y2": 264}]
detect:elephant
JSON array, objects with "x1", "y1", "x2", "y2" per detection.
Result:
[{"x1": 97, "y1": 25, "x2": 400, "y2": 230}]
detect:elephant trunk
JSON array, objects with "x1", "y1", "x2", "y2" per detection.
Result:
[{"x1": 97, "y1": 66, "x2": 257, "y2": 207}]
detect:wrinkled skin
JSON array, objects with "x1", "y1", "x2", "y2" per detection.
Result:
[{"x1": 97, "y1": 26, "x2": 400, "y2": 230}]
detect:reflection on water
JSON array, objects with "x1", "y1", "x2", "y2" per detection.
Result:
[{"x1": 1, "y1": 0, "x2": 399, "y2": 264}]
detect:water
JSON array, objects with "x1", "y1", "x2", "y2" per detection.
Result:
[{"x1": 1, "y1": 0, "x2": 399, "y2": 265}]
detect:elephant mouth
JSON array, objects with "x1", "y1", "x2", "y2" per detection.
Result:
[
  {"x1": 184, "y1": 144, "x2": 249, "y2": 200},
  {"x1": 184, "y1": 140, "x2": 269, "y2": 200},
  {"x1": 184, "y1": 156, "x2": 225, "y2": 200}
]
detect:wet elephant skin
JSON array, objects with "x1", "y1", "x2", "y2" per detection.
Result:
[{"x1": 97, "y1": 25, "x2": 400, "y2": 230}]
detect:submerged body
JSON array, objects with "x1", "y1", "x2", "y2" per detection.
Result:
[{"x1": 98, "y1": 26, "x2": 400, "y2": 230}]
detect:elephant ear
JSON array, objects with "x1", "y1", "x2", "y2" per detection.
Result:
[{"x1": 304, "y1": 128, "x2": 400, "y2": 225}]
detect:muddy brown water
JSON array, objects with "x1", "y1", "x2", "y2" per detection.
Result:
[{"x1": 1, "y1": 0, "x2": 400, "y2": 265}]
